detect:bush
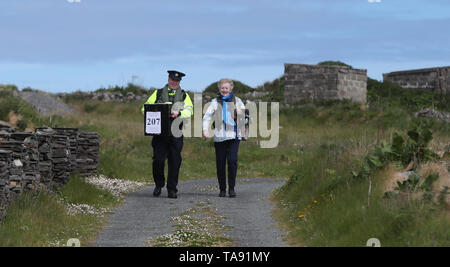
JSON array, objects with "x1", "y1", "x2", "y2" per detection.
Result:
[
  {"x1": 21, "y1": 87, "x2": 37, "y2": 92},
  {"x1": 17, "y1": 119, "x2": 28, "y2": 131},
  {"x1": 83, "y1": 103, "x2": 98, "y2": 113},
  {"x1": 257, "y1": 76, "x2": 285, "y2": 102}
]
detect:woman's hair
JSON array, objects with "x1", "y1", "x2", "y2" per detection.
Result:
[{"x1": 217, "y1": 78, "x2": 234, "y2": 89}]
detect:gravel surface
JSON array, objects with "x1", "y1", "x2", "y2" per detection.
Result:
[
  {"x1": 18, "y1": 91, "x2": 74, "y2": 115},
  {"x1": 93, "y1": 177, "x2": 288, "y2": 247}
]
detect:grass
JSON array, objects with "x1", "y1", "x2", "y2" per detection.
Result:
[
  {"x1": 0, "y1": 175, "x2": 119, "y2": 247},
  {"x1": 1, "y1": 79, "x2": 449, "y2": 247},
  {"x1": 49, "y1": 95, "x2": 448, "y2": 246},
  {"x1": 272, "y1": 118, "x2": 449, "y2": 246},
  {"x1": 274, "y1": 164, "x2": 449, "y2": 246},
  {"x1": 48, "y1": 98, "x2": 309, "y2": 181}
]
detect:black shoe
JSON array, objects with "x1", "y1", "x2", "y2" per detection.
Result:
[
  {"x1": 229, "y1": 188, "x2": 236, "y2": 198},
  {"x1": 153, "y1": 186, "x2": 162, "y2": 197},
  {"x1": 168, "y1": 190, "x2": 177, "y2": 199},
  {"x1": 219, "y1": 190, "x2": 226, "y2": 197}
]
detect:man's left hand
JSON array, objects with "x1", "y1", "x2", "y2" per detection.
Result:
[{"x1": 170, "y1": 111, "x2": 179, "y2": 118}]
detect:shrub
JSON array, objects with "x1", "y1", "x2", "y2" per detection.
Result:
[
  {"x1": 83, "y1": 103, "x2": 98, "y2": 113},
  {"x1": 17, "y1": 119, "x2": 28, "y2": 131},
  {"x1": 367, "y1": 78, "x2": 449, "y2": 112}
]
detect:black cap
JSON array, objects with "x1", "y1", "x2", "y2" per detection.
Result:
[{"x1": 167, "y1": 70, "x2": 185, "y2": 81}]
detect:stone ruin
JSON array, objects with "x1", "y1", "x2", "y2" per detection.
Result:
[
  {"x1": 0, "y1": 125, "x2": 100, "y2": 220},
  {"x1": 383, "y1": 66, "x2": 450, "y2": 94},
  {"x1": 284, "y1": 63, "x2": 367, "y2": 104}
]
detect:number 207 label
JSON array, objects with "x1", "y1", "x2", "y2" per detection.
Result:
[{"x1": 145, "y1": 111, "x2": 161, "y2": 134}]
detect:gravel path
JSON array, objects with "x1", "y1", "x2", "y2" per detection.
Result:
[{"x1": 93, "y1": 177, "x2": 288, "y2": 247}]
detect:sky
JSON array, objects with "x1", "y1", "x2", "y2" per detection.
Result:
[{"x1": 0, "y1": 0, "x2": 449, "y2": 93}]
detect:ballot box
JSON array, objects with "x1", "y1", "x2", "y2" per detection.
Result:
[{"x1": 144, "y1": 103, "x2": 172, "y2": 136}]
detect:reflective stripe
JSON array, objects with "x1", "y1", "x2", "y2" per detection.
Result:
[{"x1": 141, "y1": 90, "x2": 158, "y2": 114}]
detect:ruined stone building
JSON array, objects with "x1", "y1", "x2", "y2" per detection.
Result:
[
  {"x1": 284, "y1": 63, "x2": 367, "y2": 104},
  {"x1": 383, "y1": 66, "x2": 450, "y2": 95}
]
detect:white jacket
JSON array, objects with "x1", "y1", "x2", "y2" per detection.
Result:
[{"x1": 202, "y1": 96, "x2": 245, "y2": 142}]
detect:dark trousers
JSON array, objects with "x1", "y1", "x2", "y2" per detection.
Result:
[
  {"x1": 152, "y1": 135, "x2": 183, "y2": 192},
  {"x1": 214, "y1": 139, "x2": 240, "y2": 191}
]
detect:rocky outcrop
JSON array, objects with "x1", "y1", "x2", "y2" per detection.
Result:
[
  {"x1": 91, "y1": 92, "x2": 149, "y2": 102},
  {"x1": 57, "y1": 91, "x2": 149, "y2": 103},
  {"x1": 414, "y1": 108, "x2": 450, "y2": 123}
]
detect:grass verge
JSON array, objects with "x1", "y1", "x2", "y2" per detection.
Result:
[{"x1": 0, "y1": 175, "x2": 120, "y2": 247}]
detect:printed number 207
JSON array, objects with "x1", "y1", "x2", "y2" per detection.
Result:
[{"x1": 147, "y1": 118, "x2": 160, "y2": 125}]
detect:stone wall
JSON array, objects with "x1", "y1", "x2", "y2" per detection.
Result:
[
  {"x1": 0, "y1": 125, "x2": 100, "y2": 220},
  {"x1": 284, "y1": 63, "x2": 367, "y2": 104},
  {"x1": 383, "y1": 66, "x2": 450, "y2": 94},
  {"x1": 0, "y1": 150, "x2": 11, "y2": 219}
]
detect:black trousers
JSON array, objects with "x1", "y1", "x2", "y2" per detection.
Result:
[
  {"x1": 152, "y1": 135, "x2": 183, "y2": 192},
  {"x1": 214, "y1": 139, "x2": 240, "y2": 191}
]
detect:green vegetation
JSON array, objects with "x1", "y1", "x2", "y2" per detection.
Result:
[
  {"x1": 317, "y1": 60, "x2": 353, "y2": 68},
  {"x1": 352, "y1": 120, "x2": 439, "y2": 180},
  {"x1": 0, "y1": 175, "x2": 119, "y2": 247},
  {"x1": 1, "y1": 73, "x2": 449, "y2": 246},
  {"x1": 0, "y1": 84, "x2": 19, "y2": 92},
  {"x1": 95, "y1": 83, "x2": 150, "y2": 96},
  {"x1": 147, "y1": 201, "x2": 232, "y2": 247},
  {"x1": 272, "y1": 105, "x2": 449, "y2": 246},
  {"x1": 273, "y1": 121, "x2": 449, "y2": 246},
  {"x1": 54, "y1": 92, "x2": 448, "y2": 246},
  {"x1": 0, "y1": 85, "x2": 39, "y2": 129},
  {"x1": 367, "y1": 78, "x2": 450, "y2": 112},
  {"x1": 203, "y1": 80, "x2": 254, "y2": 96},
  {"x1": 255, "y1": 75, "x2": 285, "y2": 103}
]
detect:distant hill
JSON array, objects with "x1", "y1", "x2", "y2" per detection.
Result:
[{"x1": 203, "y1": 80, "x2": 255, "y2": 96}]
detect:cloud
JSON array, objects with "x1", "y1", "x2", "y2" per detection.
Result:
[{"x1": 1, "y1": 0, "x2": 449, "y2": 92}]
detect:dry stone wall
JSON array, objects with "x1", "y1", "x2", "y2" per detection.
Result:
[
  {"x1": 0, "y1": 150, "x2": 11, "y2": 219},
  {"x1": 0, "y1": 125, "x2": 100, "y2": 220},
  {"x1": 77, "y1": 132, "x2": 100, "y2": 177}
]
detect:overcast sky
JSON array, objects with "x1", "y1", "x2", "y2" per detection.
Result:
[{"x1": 0, "y1": 0, "x2": 449, "y2": 93}]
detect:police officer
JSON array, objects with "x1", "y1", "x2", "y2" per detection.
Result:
[{"x1": 141, "y1": 70, "x2": 193, "y2": 198}]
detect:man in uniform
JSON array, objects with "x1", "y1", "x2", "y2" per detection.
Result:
[{"x1": 141, "y1": 70, "x2": 193, "y2": 198}]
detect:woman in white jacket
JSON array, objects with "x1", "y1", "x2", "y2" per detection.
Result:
[{"x1": 202, "y1": 78, "x2": 245, "y2": 197}]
